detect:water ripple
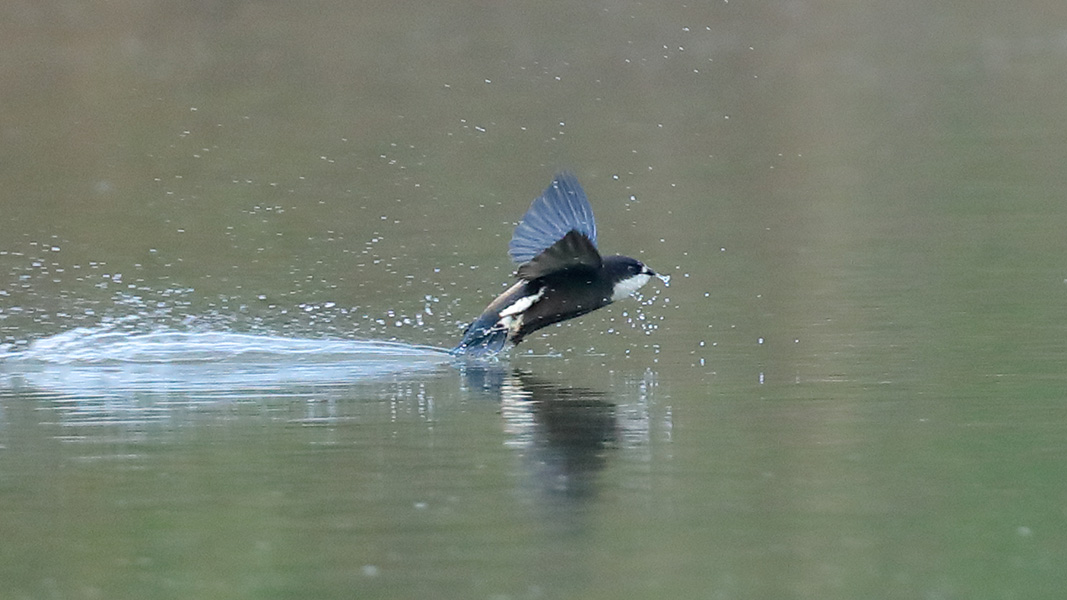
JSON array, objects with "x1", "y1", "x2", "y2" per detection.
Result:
[{"x1": 0, "y1": 327, "x2": 453, "y2": 401}]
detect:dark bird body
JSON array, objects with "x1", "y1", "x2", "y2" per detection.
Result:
[{"x1": 452, "y1": 173, "x2": 666, "y2": 356}]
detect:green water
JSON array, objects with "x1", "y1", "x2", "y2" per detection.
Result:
[{"x1": 3, "y1": 1, "x2": 1067, "y2": 598}]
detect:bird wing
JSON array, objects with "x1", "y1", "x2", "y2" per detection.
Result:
[
  {"x1": 508, "y1": 173, "x2": 598, "y2": 264},
  {"x1": 516, "y1": 230, "x2": 602, "y2": 280}
]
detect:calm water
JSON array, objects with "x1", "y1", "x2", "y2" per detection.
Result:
[{"x1": 3, "y1": 1, "x2": 1067, "y2": 598}]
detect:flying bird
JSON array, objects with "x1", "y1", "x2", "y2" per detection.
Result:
[{"x1": 452, "y1": 173, "x2": 667, "y2": 356}]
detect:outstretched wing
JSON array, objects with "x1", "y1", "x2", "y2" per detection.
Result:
[
  {"x1": 516, "y1": 230, "x2": 601, "y2": 280},
  {"x1": 508, "y1": 173, "x2": 598, "y2": 264}
]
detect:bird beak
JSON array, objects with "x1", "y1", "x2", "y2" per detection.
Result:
[{"x1": 647, "y1": 267, "x2": 670, "y2": 286}]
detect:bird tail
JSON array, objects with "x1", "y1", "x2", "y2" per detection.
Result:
[{"x1": 451, "y1": 323, "x2": 509, "y2": 357}]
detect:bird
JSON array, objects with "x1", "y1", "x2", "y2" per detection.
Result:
[{"x1": 452, "y1": 172, "x2": 667, "y2": 356}]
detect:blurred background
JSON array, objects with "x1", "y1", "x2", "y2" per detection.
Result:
[{"x1": 2, "y1": 1, "x2": 1067, "y2": 599}]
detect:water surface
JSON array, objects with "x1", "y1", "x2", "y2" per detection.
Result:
[{"x1": 3, "y1": 1, "x2": 1067, "y2": 598}]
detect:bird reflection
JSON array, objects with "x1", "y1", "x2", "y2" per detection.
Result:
[{"x1": 457, "y1": 362, "x2": 618, "y2": 504}]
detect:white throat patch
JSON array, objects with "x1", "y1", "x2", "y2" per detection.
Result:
[{"x1": 611, "y1": 273, "x2": 651, "y2": 302}]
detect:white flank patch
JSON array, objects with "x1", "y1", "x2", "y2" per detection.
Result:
[
  {"x1": 611, "y1": 273, "x2": 651, "y2": 302},
  {"x1": 499, "y1": 288, "x2": 545, "y2": 317}
]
